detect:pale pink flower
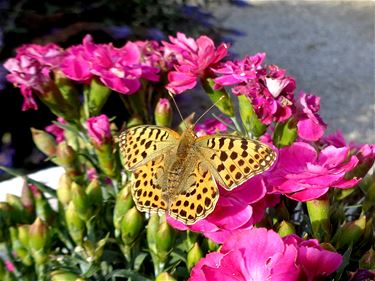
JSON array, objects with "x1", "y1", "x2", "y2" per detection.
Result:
[
  {"x1": 296, "y1": 92, "x2": 327, "y2": 141},
  {"x1": 164, "y1": 32, "x2": 228, "y2": 94},
  {"x1": 268, "y1": 141, "x2": 360, "y2": 201},
  {"x1": 167, "y1": 176, "x2": 279, "y2": 243},
  {"x1": 86, "y1": 114, "x2": 112, "y2": 146}
]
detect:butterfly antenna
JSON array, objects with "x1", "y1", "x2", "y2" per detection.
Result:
[
  {"x1": 168, "y1": 91, "x2": 188, "y2": 128},
  {"x1": 193, "y1": 95, "x2": 225, "y2": 127}
]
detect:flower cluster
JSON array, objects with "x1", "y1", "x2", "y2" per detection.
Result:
[{"x1": 2, "y1": 32, "x2": 374, "y2": 281}]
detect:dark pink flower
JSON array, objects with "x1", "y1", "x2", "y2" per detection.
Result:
[
  {"x1": 295, "y1": 92, "x2": 327, "y2": 141},
  {"x1": 4, "y1": 260, "x2": 15, "y2": 272},
  {"x1": 213, "y1": 55, "x2": 295, "y2": 125},
  {"x1": 283, "y1": 235, "x2": 343, "y2": 281},
  {"x1": 268, "y1": 142, "x2": 360, "y2": 201},
  {"x1": 167, "y1": 176, "x2": 278, "y2": 243},
  {"x1": 164, "y1": 32, "x2": 228, "y2": 94},
  {"x1": 194, "y1": 117, "x2": 232, "y2": 137},
  {"x1": 45, "y1": 117, "x2": 66, "y2": 143},
  {"x1": 320, "y1": 129, "x2": 347, "y2": 148},
  {"x1": 86, "y1": 114, "x2": 112, "y2": 146},
  {"x1": 4, "y1": 43, "x2": 63, "y2": 110},
  {"x1": 189, "y1": 228, "x2": 301, "y2": 281}
]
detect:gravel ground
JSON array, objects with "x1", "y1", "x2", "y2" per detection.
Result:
[{"x1": 181, "y1": 0, "x2": 374, "y2": 144}]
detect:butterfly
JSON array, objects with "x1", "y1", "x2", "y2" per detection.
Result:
[{"x1": 119, "y1": 125, "x2": 277, "y2": 225}]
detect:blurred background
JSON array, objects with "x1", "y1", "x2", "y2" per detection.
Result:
[{"x1": 0, "y1": 0, "x2": 374, "y2": 179}]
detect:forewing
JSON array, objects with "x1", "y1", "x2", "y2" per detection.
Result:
[
  {"x1": 195, "y1": 135, "x2": 277, "y2": 190},
  {"x1": 131, "y1": 154, "x2": 167, "y2": 214},
  {"x1": 168, "y1": 162, "x2": 219, "y2": 225},
  {"x1": 119, "y1": 125, "x2": 180, "y2": 170}
]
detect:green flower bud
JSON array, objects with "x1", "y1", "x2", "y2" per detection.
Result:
[
  {"x1": 121, "y1": 207, "x2": 144, "y2": 245},
  {"x1": 65, "y1": 202, "x2": 85, "y2": 245},
  {"x1": 155, "y1": 218, "x2": 176, "y2": 262},
  {"x1": 273, "y1": 118, "x2": 298, "y2": 148},
  {"x1": 359, "y1": 248, "x2": 375, "y2": 269},
  {"x1": 50, "y1": 269, "x2": 83, "y2": 281},
  {"x1": 95, "y1": 143, "x2": 118, "y2": 179},
  {"x1": 277, "y1": 221, "x2": 296, "y2": 237},
  {"x1": 206, "y1": 238, "x2": 219, "y2": 252},
  {"x1": 187, "y1": 242, "x2": 203, "y2": 271},
  {"x1": 306, "y1": 195, "x2": 331, "y2": 241},
  {"x1": 34, "y1": 188, "x2": 55, "y2": 224},
  {"x1": 10, "y1": 227, "x2": 32, "y2": 266},
  {"x1": 202, "y1": 78, "x2": 234, "y2": 117},
  {"x1": 126, "y1": 114, "x2": 144, "y2": 128},
  {"x1": 0, "y1": 203, "x2": 11, "y2": 242},
  {"x1": 20, "y1": 182, "x2": 35, "y2": 218},
  {"x1": 146, "y1": 213, "x2": 160, "y2": 254},
  {"x1": 56, "y1": 142, "x2": 82, "y2": 178},
  {"x1": 17, "y1": 224, "x2": 30, "y2": 248},
  {"x1": 335, "y1": 215, "x2": 366, "y2": 249},
  {"x1": 54, "y1": 70, "x2": 80, "y2": 118},
  {"x1": 155, "y1": 272, "x2": 177, "y2": 281},
  {"x1": 71, "y1": 182, "x2": 91, "y2": 221},
  {"x1": 238, "y1": 95, "x2": 267, "y2": 137},
  {"x1": 57, "y1": 173, "x2": 72, "y2": 206},
  {"x1": 6, "y1": 194, "x2": 27, "y2": 224},
  {"x1": 31, "y1": 128, "x2": 57, "y2": 157},
  {"x1": 29, "y1": 217, "x2": 50, "y2": 264},
  {"x1": 155, "y1": 98, "x2": 172, "y2": 127},
  {"x1": 114, "y1": 184, "x2": 134, "y2": 235},
  {"x1": 86, "y1": 178, "x2": 103, "y2": 207},
  {"x1": 87, "y1": 78, "x2": 111, "y2": 116}
]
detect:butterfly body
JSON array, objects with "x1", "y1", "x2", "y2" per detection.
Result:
[{"x1": 120, "y1": 125, "x2": 276, "y2": 225}]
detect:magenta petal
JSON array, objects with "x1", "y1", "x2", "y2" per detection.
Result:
[
  {"x1": 318, "y1": 146, "x2": 350, "y2": 167},
  {"x1": 286, "y1": 187, "x2": 329, "y2": 202},
  {"x1": 278, "y1": 142, "x2": 317, "y2": 172},
  {"x1": 166, "y1": 71, "x2": 197, "y2": 94},
  {"x1": 297, "y1": 118, "x2": 325, "y2": 141},
  {"x1": 189, "y1": 252, "x2": 223, "y2": 281},
  {"x1": 269, "y1": 244, "x2": 300, "y2": 281}
]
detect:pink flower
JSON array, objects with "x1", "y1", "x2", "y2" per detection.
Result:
[
  {"x1": 4, "y1": 43, "x2": 63, "y2": 110},
  {"x1": 164, "y1": 32, "x2": 228, "y2": 94},
  {"x1": 86, "y1": 114, "x2": 112, "y2": 146},
  {"x1": 296, "y1": 92, "x2": 327, "y2": 141},
  {"x1": 320, "y1": 129, "x2": 347, "y2": 148},
  {"x1": 213, "y1": 55, "x2": 295, "y2": 125},
  {"x1": 4, "y1": 260, "x2": 15, "y2": 272},
  {"x1": 167, "y1": 176, "x2": 279, "y2": 243},
  {"x1": 189, "y1": 228, "x2": 301, "y2": 281},
  {"x1": 283, "y1": 235, "x2": 343, "y2": 281},
  {"x1": 61, "y1": 35, "x2": 160, "y2": 94},
  {"x1": 45, "y1": 117, "x2": 66, "y2": 143},
  {"x1": 194, "y1": 117, "x2": 232, "y2": 137},
  {"x1": 190, "y1": 228, "x2": 343, "y2": 281},
  {"x1": 268, "y1": 142, "x2": 360, "y2": 201}
]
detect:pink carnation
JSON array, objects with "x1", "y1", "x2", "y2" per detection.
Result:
[
  {"x1": 86, "y1": 114, "x2": 112, "y2": 146},
  {"x1": 4, "y1": 43, "x2": 63, "y2": 110},
  {"x1": 167, "y1": 176, "x2": 279, "y2": 243},
  {"x1": 194, "y1": 117, "x2": 232, "y2": 137},
  {"x1": 213, "y1": 55, "x2": 296, "y2": 125},
  {"x1": 45, "y1": 117, "x2": 66, "y2": 143},
  {"x1": 268, "y1": 141, "x2": 360, "y2": 201},
  {"x1": 296, "y1": 92, "x2": 327, "y2": 141},
  {"x1": 164, "y1": 32, "x2": 228, "y2": 94},
  {"x1": 190, "y1": 228, "x2": 343, "y2": 281}
]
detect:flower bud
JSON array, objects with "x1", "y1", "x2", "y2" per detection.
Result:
[
  {"x1": 50, "y1": 269, "x2": 84, "y2": 281},
  {"x1": 238, "y1": 95, "x2": 267, "y2": 137},
  {"x1": 34, "y1": 188, "x2": 55, "y2": 224},
  {"x1": 335, "y1": 215, "x2": 366, "y2": 249},
  {"x1": 6, "y1": 194, "x2": 27, "y2": 224},
  {"x1": 20, "y1": 182, "x2": 35, "y2": 218},
  {"x1": 359, "y1": 248, "x2": 375, "y2": 269},
  {"x1": 114, "y1": 184, "x2": 134, "y2": 235},
  {"x1": 56, "y1": 142, "x2": 82, "y2": 179},
  {"x1": 155, "y1": 272, "x2": 177, "y2": 281},
  {"x1": 57, "y1": 173, "x2": 72, "y2": 206},
  {"x1": 54, "y1": 71, "x2": 80, "y2": 117},
  {"x1": 121, "y1": 207, "x2": 144, "y2": 245},
  {"x1": 9, "y1": 227, "x2": 32, "y2": 266},
  {"x1": 31, "y1": 128, "x2": 57, "y2": 157},
  {"x1": 65, "y1": 202, "x2": 85, "y2": 245},
  {"x1": 306, "y1": 195, "x2": 330, "y2": 241},
  {"x1": 155, "y1": 98, "x2": 172, "y2": 127},
  {"x1": 202, "y1": 78, "x2": 234, "y2": 117},
  {"x1": 71, "y1": 182, "x2": 91, "y2": 221},
  {"x1": 155, "y1": 218, "x2": 176, "y2": 262},
  {"x1": 29, "y1": 217, "x2": 50, "y2": 264},
  {"x1": 187, "y1": 242, "x2": 203, "y2": 271},
  {"x1": 273, "y1": 118, "x2": 298, "y2": 148},
  {"x1": 86, "y1": 178, "x2": 103, "y2": 207},
  {"x1": 87, "y1": 115, "x2": 112, "y2": 147},
  {"x1": 146, "y1": 213, "x2": 160, "y2": 255},
  {"x1": 0, "y1": 203, "x2": 11, "y2": 242},
  {"x1": 17, "y1": 224, "x2": 30, "y2": 249},
  {"x1": 277, "y1": 221, "x2": 296, "y2": 237}
]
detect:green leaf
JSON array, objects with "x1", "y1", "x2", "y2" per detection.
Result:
[
  {"x1": 238, "y1": 95, "x2": 266, "y2": 137},
  {"x1": 134, "y1": 252, "x2": 149, "y2": 271},
  {"x1": 335, "y1": 244, "x2": 352, "y2": 280},
  {"x1": 273, "y1": 118, "x2": 297, "y2": 148}
]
